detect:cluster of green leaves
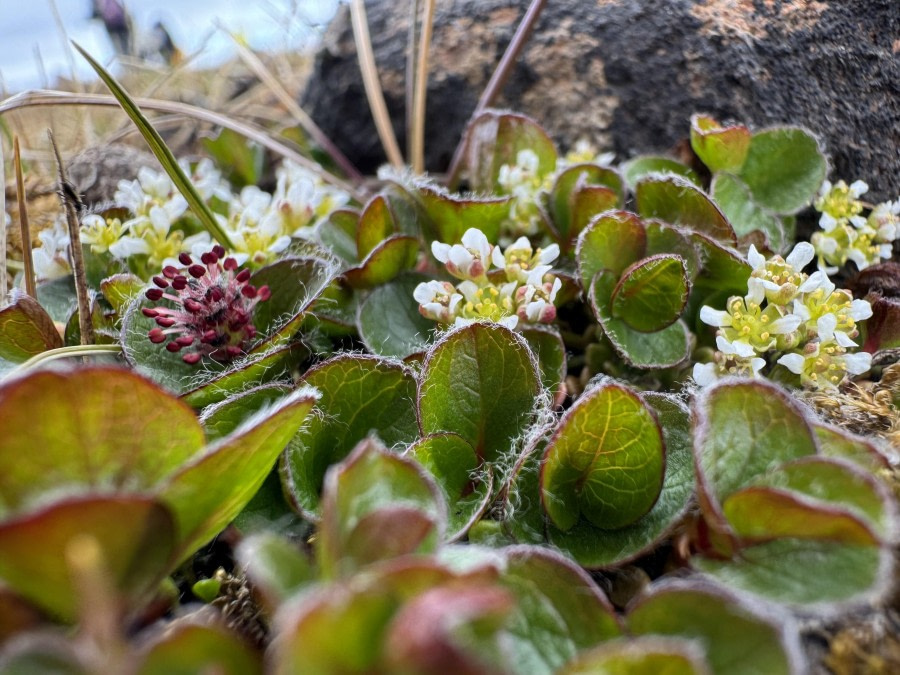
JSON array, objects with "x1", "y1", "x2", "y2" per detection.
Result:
[{"x1": 0, "y1": 95, "x2": 894, "y2": 673}]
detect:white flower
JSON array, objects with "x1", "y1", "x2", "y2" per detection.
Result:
[
  {"x1": 849, "y1": 299, "x2": 873, "y2": 321},
  {"x1": 777, "y1": 352, "x2": 806, "y2": 375},
  {"x1": 716, "y1": 335, "x2": 756, "y2": 358},
  {"x1": 699, "y1": 306, "x2": 731, "y2": 327},
  {"x1": 848, "y1": 180, "x2": 869, "y2": 198},
  {"x1": 31, "y1": 218, "x2": 71, "y2": 281},
  {"x1": 841, "y1": 351, "x2": 872, "y2": 376},
  {"x1": 785, "y1": 242, "x2": 815, "y2": 270},
  {"x1": 692, "y1": 362, "x2": 719, "y2": 387},
  {"x1": 432, "y1": 228, "x2": 493, "y2": 281}
]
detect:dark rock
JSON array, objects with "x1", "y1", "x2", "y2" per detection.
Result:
[{"x1": 301, "y1": 0, "x2": 899, "y2": 200}]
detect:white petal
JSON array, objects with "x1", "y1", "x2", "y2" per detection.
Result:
[
  {"x1": 785, "y1": 242, "x2": 815, "y2": 270},
  {"x1": 834, "y1": 330, "x2": 858, "y2": 348},
  {"x1": 816, "y1": 235, "x2": 838, "y2": 255},
  {"x1": 149, "y1": 205, "x2": 172, "y2": 234},
  {"x1": 849, "y1": 215, "x2": 868, "y2": 229},
  {"x1": 498, "y1": 315, "x2": 519, "y2": 330},
  {"x1": 700, "y1": 306, "x2": 730, "y2": 327},
  {"x1": 448, "y1": 293, "x2": 463, "y2": 313},
  {"x1": 692, "y1": 362, "x2": 718, "y2": 387},
  {"x1": 461, "y1": 228, "x2": 490, "y2": 259},
  {"x1": 846, "y1": 248, "x2": 869, "y2": 269},
  {"x1": 525, "y1": 299, "x2": 547, "y2": 322},
  {"x1": 792, "y1": 299, "x2": 811, "y2": 321},
  {"x1": 777, "y1": 353, "x2": 806, "y2": 374},
  {"x1": 749, "y1": 357, "x2": 766, "y2": 376},
  {"x1": 819, "y1": 212, "x2": 838, "y2": 232},
  {"x1": 491, "y1": 245, "x2": 506, "y2": 269},
  {"x1": 842, "y1": 351, "x2": 872, "y2": 375},
  {"x1": 849, "y1": 180, "x2": 869, "y2": 198},
  {"x1": 797, "y1": 270, "x2": 828, "y2": 293},
  {"x1": 548, "y1": 277, "x2": 562, "y2": 303},
  {"x1": 108, "y1": 236, "x2": 150, "y2": 259},
  {"x1": 770, "y1": 314, "x2": 802, "y2": 334},
  {"x1": 746, "y1": 244, "x2": 766, "y2": 270},
  {"x1": 849, "y1": 299, "x2": 873, "y2": 321},
  {"x1": 448, "y1": 245, "x2": 475, "y2": 270},
  {"x1": 717, "y1": 336, "x2": 755, "y2": 358},
  {"x1": 413, "y1": 282, "x2": 437, "y2": 304},
  {"x1": 817, "y1": 313, "x2": 838, "y2": 341},
  {"x1": 457, "y1": 280, "x2": 480, "y2": 303},
  {"x1": 526, "y1": 264, "x2": 551, "y2": 286},
  {"x1": 539, "y1": 243, "x2": 560, "y2": 265},
  {"x1": 431, "y1": 241, "x2": 451, "y2": 263},
  {"x1": 745, "y1": 278, "x2": 766, "y2": 305}
]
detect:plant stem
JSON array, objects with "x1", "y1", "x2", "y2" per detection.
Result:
[
  {"x1": 350, "y1": 0, "x2": 405, "y2": 170},
  {"x1": 48, "y1": 129, "x2": 94, "y2": 346},
  {"x1": 13, "y1": 137, "x2": 36, "y2": 299},
  {"x1": 405, "y1": 0, "x2": 421, "y2": 161},
  {"x1": 411, "y1": 0, "x2": 436, "y2": 175},
  {"x1": 445, "y1": 0, "x2": 547, "y2": 189},
  {"x1": 5, "y1": 344, "x2": 123, "y2": 380}
]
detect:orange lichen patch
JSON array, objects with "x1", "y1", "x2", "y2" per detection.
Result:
[
  {"x1": 433, "y1": 16, "x2": 510, "y2": 88},
  {"x1": 691, "y1": 0, "x2": 827, "y2": 40}
]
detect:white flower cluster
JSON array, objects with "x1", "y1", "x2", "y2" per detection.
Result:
[
  {"x1": 414, "y1": 227, "x2": 562, "y2": 331},
  {"x1": 694, "y1": 242, "x2": 872, "y2": 390},
  {"x1": 811, "y1": 179, "x2": 898, "y2": 273},
  {"x1": 497, "y1": 149, "x2": 554, "y2": 240},
  {"x1": 30, "y1": 159, "x2": 350, "y2": 281},
  {"x1": 31, "y1": 217, "x2": 72, "y2": 281}
]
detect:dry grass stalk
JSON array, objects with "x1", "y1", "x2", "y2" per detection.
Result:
[
  {"x1": 350, "y1": 0, "x2": 405, "y2": 169},
  {"x1": 411, "y1": 0, "x2": 436, "y2": 174},
  {"x1": 13, "y1": 137, "x2": 36, "y2": 298}
]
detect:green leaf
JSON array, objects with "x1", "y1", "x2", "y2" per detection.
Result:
[
  {"x1": 690, "y1": 114, "x2": 751, "y2": 173},
  {"x1": 636, "y1": 176, "x2": 736, "y2": 245},
  {"x1": 628, "y1": 580, "x2": 804, "y2": 675},
  {"x1": 36, "y1": 275, "x2": 77, "y2": 324},
  {"x1": 318, "y1": 439, "x2": 445, "y2": 578},
  {"x1": 689, "y1": 233, "x2": 751, "y2": 295},
  {"x1": 743, "y1": 457, "x2": 894, "y2": 541},
  {"x1": 317, "y1": 208, "x2": 360, "y2": 263},
  {"x1": 356, "y1": 195, "x2": 395, "y2": 259},
  {"x1": 693, "y1": 379, "x2": 817, "y2": 513},
  {"x1": 589, "y1": 271, "x2": 691, "y2": 369},
  {"x1": 418, "y1": 323, "x2": 540, "y2": 465},
  {"x1": 417, "y1": 186, "x2": 511, "y2": 245},
  {"x1": 503, "y1": 435, "x2": 551, "y2": 545},
  {"x1": 813, "y1": 424, "x2": 890, "y2": 473},
  {"x1": 100, "y1": 273, "x2": 145, "y2": 316},
  {"x1": 357, "y1": 273, "x2": 436, "y2": 358},
  {"x1": 181, "y1": 344, "x2": 306, "y2": 409},
  {"x1": 282, "y1": 355, "x2": 419, "y2": 518},
  {"x1": 464, "y1": 111, "x2": 557, "y2": 193},
  {"x1": 235, "y1": 532, "x2": 314, "y2": 610},
  {"x1": 499, "y1": 546, "x2": 623, "y2": 674},
  {"x1": 201, "y1": 127, "x2": 264, "y2": 187},
  {"x1": 200, "y1": 383, "x2": 292, "y2": 441},
  {"x1": 723, "y1": 487, "x2": 878, "y2": 545},
  {"x1": 611, "y1": 254, "x2": 690, "y2": 332},
  {"x1": 560, "y1": 637, "x2": 709, "y2": 675},
  {"x1": 549, "y1": 165, "x2": 624, "y2": 247},
  {"x1": 737, "y1": 127, "x2": 827, "y2": 214},
  {"x1": 541, "y1": 382, "x2": 665, "y2": 531},
  {"x1": 644, "y1": 221, "x2": 701, "y2": 281},
  {"x1": 160, "y1": 387, "x2": 318, "y2": 559},
  {"x1": 0, "y1": 367, "x2": 204, "y2": 515},
  {"x1": 0, "y1": 495, "x2": 176, "y2": 622},
  {"x1": 711, "y1": 173, "x2": 785, "y2": 251},
  {"x1": 137, "y1": 623, "x2": 263, "y2": 675},
  {"x1": 248, "y1": 256, "x2": 337, "y2": 349},
  {"x1": 575, "y1": 210, "x2": 647, "y2": 288},
  {"x1": 694, "y1": 538, "x2": 888, "y2": 607},
  {"x1": 73, "y1": 42, "x2": 234, "y2": 249},
  {"x1": 549, "y1": 394, "x2": 694, "y2": 568},
  {"x1": 304, "y1": 278, "x2": 359, "y2": 337},
  {"x1": 621, "y1": 156, "x2": 700, "y2": 192},
  {"x1": 0, "y1": 292, "x2": 63, "y2": 362},
  {"x1": 521, "y1": 326, "x2": 567, "y2": 397},
  {"x1": 342, "y1": 235, "x2": 419, "y2": 289},
  {"x1": 409, "y1": 433, "x2": 492, "y2": 541}
]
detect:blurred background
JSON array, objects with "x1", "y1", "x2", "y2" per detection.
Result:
[{"x1": 0, "y1": 0, "x2": 340, "y2": 94}]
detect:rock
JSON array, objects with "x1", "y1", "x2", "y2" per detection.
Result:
[{"x1": 301, "y1": 0, "x2": 899, "y2": 201}]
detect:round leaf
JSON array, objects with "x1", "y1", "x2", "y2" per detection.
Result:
[
  {"x1": 0, "y1": 495, "x2": 176, "y2": 622},
  {"x1": 621, "y1": 156, "x2": 700, "y2": 191},
  {"x1": 541, "y1": 382, "x2": 665, "y2": 531},
  {"x1": 0, "y1": 293, "x2": 64, "y2": 362},
  {"x1": 737, "y1": 127, "x2": 827, "y2": 214},
  {"x1": 636, "y1": 175, "x2": 736, "y2": 245},
  {"x1": 282, "y1": 355, "x2": 419, "y2": 519},
  {"x1": 342, "y1": 235, "x2": 419, "y2": 289},
  {"x1": 628, "y1": 580, "x2": 805, "y2": 675},
  {"x1": 137, "y1": 623, "x2": 263, "y2": 675},
  {"x1": 560, "y1": 637, "x2": 710, "y2": 675},
  {"x1": 357, "y1": 274, "x2": 436, "y2": 358},
  {"x1": 690, "y1": 114, "x2": 751, "y2": 173},
  {"x1": 549, "y1": 393, "x2": 694, "y2": 568},
  {"x1": 418, "y1": 185, "x2": 511, "y2": 245},
  {"x1": 356, "y1": 194, "x2": 395, "y2": 259},
  {"x1": 576, "y1": 210, "x2": 646, "y2": 288},
  {"x1": 711, "y1": 173, "x2": 785, "y2": 251},
  {"x1": 418, "y1": 323, "x2": 540, "y2": 465},
  {"x1": 0, "y1": 367, "x2": 204, "y2": 515},
  {"x1": 611, "y1": 254, "x2": 690, "y2": 332}
]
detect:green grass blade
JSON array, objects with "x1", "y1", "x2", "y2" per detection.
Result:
[{"x1": 72, "y1": 42, "x2": 234, "y2": 250}]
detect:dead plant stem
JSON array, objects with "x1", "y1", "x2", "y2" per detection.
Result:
[
  {"x1": 411, "y1": 0, "x2": 436, "y2": 175},
  {"x1": 13, "y1": 137, "x2": 36, "y2": 298}
]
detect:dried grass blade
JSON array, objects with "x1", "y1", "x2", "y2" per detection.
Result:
[
  {"x1": 411, "y1": 0, "x2": 436, "y2": 175},
  {"x1": 71, "y1": 41, "x2": 235, "y2": 250},
  {"x1": 350, "y1": 0, "x2": 405, "y2": 169},
  {"x1": 13, "y1": 137, "x2": 36, "y2": 298}
]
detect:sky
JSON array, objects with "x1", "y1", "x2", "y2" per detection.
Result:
[{"x1": 0, "y1": 0, "x2": 340, "y2": 93}]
